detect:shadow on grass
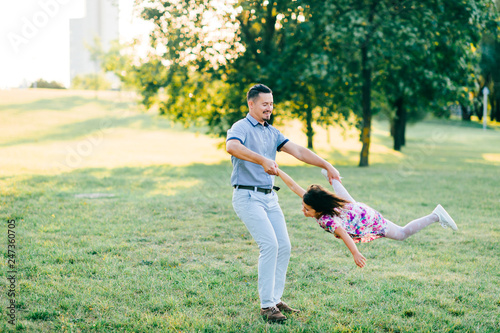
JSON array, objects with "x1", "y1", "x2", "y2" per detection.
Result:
[
  {"x1": 2, "y1": 161, "x2": 499, "y2": 332},
  {"x1": 1, "y1": 96, "x2": 211, "y2": 147},
  {"x1": 1, "y1": 162, "x2": 357, "y2": 226},
  {"x1": 0, "y1": 96, "x2": 134, "y2": 114},
  {"x1": 0, "y1": 115, "x2": 160, "y2": 147},
  {"x1": 425, "y1": 118, "x2": 500, "y2": 131},
  {"x1": 3, "y1": 128, "x2": 498, "y2": 208}
]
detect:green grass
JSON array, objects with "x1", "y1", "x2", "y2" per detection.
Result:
[{"x1": 0, "y1": 89, "x2": 499, "y2": 332}]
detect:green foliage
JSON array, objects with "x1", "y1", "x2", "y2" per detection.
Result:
[
  {"x1": 71, "y1": 73, "x2": 112, "y2": 91},
  {"x1": 478, "y1": 3, "x2": 500, "y2": 122},
  {"x1": 87, "y1": 39, "x2": 144, "y2": 93},
  {"x1": 30, "y1": 79, "x2": 66, "y2": 89},
  {"x1": 115, "y1": 1, "x2": 498, "y2": 157},
  {"x1": 368, "y1": 0, "x2": 498, "y2": 149},
  {"x1": 129, "y1": 1, "x2": 360, "y2": 145}
]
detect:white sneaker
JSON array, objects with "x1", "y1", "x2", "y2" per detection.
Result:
[{"x1": 433, "y1": 204, "x2": 458, "y2": 231}]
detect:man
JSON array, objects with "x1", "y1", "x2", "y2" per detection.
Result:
[{"x1": 226, "y1": 84, "x2": 341, "y2": 322}]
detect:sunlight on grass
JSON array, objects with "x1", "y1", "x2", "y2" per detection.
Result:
[
  {"x1": 277, "y1": 120, "x2": 403, "y2": 166},
  {"x1": 150, "y1": 179, "x2": 201, "y2": 196},
  {"x1": 0, "y1": 89, "x2": 227, "y2": 176},
  {"x1": 0, "y1": 89, "x2": 405, "y2": 176},
  {"x1": 482, "y1": 153, "x2": 500, "y2": 164},
  {"x1": 469, "y1": 115, "x2": 500, "y2": 128}
]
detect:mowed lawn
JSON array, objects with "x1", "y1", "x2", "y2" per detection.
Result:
[{"x1": 0, "y1": 89, "x2": 499, "y2": 332}]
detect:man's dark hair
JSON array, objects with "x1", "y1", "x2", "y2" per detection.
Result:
[{"x1": 247, "y1": 84, "x2": 272, "y2": 101}]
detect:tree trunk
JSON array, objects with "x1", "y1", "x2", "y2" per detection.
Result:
[
  {"x1": 393, "y1": 97, "x2": 406, "y2": 151},
  {"x1": 461, "y1": 104, "x2": 471, "y2": 121},
  {"x1": 358, "y1": 2, "x2": 378, "y2": 167},
  {"x1": 263, "y1": 2, "x2": 276, "y2": 56},
  {"x1": 490, "y1": 97, "x2": 497, "y2": 122},
  {"x1": 496, "y1": 97, "x2": 500, "y2": 122},
  {"x1": 305, "y1": 105, "x2": 314, "y2": 150},
  {"x1": 359, "y1": 42, "x2": 372, "y2": 167},
  {"x1": 475, "y1": 100, "x2": 483, "y2": 120},
  {"x1": 401, "y1": 103, "x2": 406, "y2": 146}
]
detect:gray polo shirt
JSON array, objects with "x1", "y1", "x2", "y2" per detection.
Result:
[{"x1": 226, "y1": 114, "x2": 289, "y2": 189}]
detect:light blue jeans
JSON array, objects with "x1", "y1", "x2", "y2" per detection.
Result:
[{"x1": 232, "y1": 188, "x2": 291, "y2": 308}]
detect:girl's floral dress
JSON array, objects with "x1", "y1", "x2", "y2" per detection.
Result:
[{"x1": 316, "y1": 202, "x2": 388, "y2": 243}]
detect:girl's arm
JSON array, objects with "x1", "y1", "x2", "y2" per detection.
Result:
[
  {"x1": 276, "y1": 168, "x2": 306, "y2": 198},
  {"x1": 334, "y1": 227, "x2": 367, "y2": 268}
]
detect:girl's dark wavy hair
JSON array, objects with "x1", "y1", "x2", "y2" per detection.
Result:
[{"x1": 303, "y1": 184, "x2": 349, "y2": 217}]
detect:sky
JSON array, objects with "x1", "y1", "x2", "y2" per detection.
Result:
[{"x1": 0, "y1": 0, "x2": 151, "y2": 89}]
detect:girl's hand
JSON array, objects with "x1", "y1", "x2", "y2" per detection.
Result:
[
  {"x1": 262, "y1": 158, "x2": 278, "y2": 175},
  {"x1": 353, "y1": 253, "x2": 367, "y2": 268},
  {"x1": 335, "y1": 227, "x2": 366, "y2": 268}
]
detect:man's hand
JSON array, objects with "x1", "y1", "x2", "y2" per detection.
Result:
[
  {"x1": 227, "y1": 140, "x2": 278, "y2": 175},
  {"x1": 353, "y1": 252, "x2": 367, "y2": 268},
  {"x1": 262, "y1": 158, "x2": 278, "y2": 175},
  {"x1": 326, "y1": 166, "x2": 341, "y2": 184}
]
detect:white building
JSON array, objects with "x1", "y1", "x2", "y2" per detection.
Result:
[{"x1": 69, "y1": 0, "x2": 119, "y2": 86}]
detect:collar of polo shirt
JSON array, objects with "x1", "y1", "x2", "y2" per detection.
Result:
[{"x1": 246, "y1": 113, "x2": 269, "y2": 127}]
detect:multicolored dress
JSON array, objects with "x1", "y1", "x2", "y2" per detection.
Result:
[{"x1": 316, "y1": 202, "x2": 388, "y2": 243}]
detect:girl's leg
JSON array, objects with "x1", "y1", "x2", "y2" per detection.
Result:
[
  {"x1": 384, "y1": 213, "x2": 439, "y2": 240},
  {"x1": 321, "y1": 169, "x2": 356, "y2": 202},
  {"x1": 331, "y1": 180, "x2": 356, "y2": 203}
]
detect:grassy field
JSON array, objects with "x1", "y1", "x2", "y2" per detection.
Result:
[{"x1": 0, "y1": 89, "x2": 499, "y2": 332}]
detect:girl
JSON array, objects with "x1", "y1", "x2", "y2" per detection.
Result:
[{"x1": 277, "y1": 168, "x2": 458, "y2": 268}]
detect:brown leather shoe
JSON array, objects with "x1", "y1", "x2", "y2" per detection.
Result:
[
  {"x1": 260, "y1": 306, "x2": 287, "y2": 322},
  {"x1": 277, "y1": 301, "x2": 300, "y2": 313}
]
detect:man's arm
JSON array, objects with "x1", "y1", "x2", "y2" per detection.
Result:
[
  {"x1": 280, "y1": 141, "x2": 341, "y2": 183},
  {"x1": 226, "y1": 139, "x2": 278, "y2": 175}
]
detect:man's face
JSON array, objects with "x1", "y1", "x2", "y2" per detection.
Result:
[{"x1": 248, "y1": 93, "x2": 273, "y2": 123}]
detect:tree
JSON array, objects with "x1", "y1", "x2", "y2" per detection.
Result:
[
  {"x1": 479, "y1": 34, "x2": 500, "y2": 122},
  {"x1": 71, "y1": 73, "x2": 112, "y2": 91},
  {"x1": 31, "y1": 78, "x2": 65, "y2": 89},
  {"x1": 132, "y1": 0, "x2": 354, "y2": 149},
  {"x1": 318, "y1": 0, "x2": 496, "y2": 156},
  {"x1": 380, "y1": 0, "x2": 488, "y2": 151},
  {"x1": 109, "y1": 0, "x2": 497, "y2": 166}
]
